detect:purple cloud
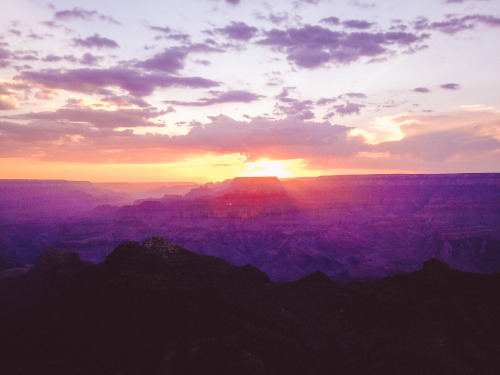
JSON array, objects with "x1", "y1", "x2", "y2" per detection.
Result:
[
  {"x1": 417, "y1": 14, "x2": 500, "y2": 35},
  {"x1": 216, "y1": 22, "x2": 258, "y2": 40},
  {"x1": 15, "y1": 106, "x2": 168, "y2": 129},
  {"x1": 18, "y1": 68, "x2": 219, "y2": 97},
  {"x1": 149, "y1": 25, "x2": 171, "y2": 34},
  {"x1": 333, "y1": 102, "x2": 365, "y2": 116},
  {"x1": 80, "y1": 52, "x2": 100, "y2": 66},
  {"x1": 72, "y1": 34, "x2": 119, "y2": 49},
  {"x1": 317, "y1": 97, "x2": 338, "y2": 105},
  {"x1": 320, "y1": 17, "x2": 340, "y2": 25},
  {"x1": 0, "y1": 47, "x2": 12, "y2": 68},
  {"x1": 343, "y1": 92, "x2": 367, "y2": 99},
  {"x1": 343, "y1": 20, "x2": 375, "y2": 29},
  {"x1": 226, "y1": 0, "x2": 241, "y2": 4},
  {"x1": 411, "y1": 87, "x2": 431, "y2": 93},
  {"x1": 274, "y1": 97, "x2": 315, "y2": 119},
  {"x1": 137, "y1": 44, "x2": 223, "y2": 74},
  {"x1": 164, "y1": 90, "x2": 263, "y2": 106},
  {"x1": 258, "y1": 25, "x2": 428, "y2": 68},
  {"x1": 440, "y1": 83, "x2": 460, "y2": 90},
  {"x1": 54, "y1": 7, "x2": 120, "y2": 25},
  {"x1": 136, "y1": 47, "x2": 187, "y2": 74},
  {"x1": 42, "y1": 54, "x2": 76, "y2": 63}
]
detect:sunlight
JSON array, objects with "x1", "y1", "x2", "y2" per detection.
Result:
[{"x1": 241, "y1": 159, "x2": 292, "y2": 178}]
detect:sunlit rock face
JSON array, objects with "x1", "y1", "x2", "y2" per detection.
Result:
[{"x1": 1, "y1": 174, "x2": 499, "y2": 282}]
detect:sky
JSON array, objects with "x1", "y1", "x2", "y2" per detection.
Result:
[{"x1": 0, "y1": 0, "x2": 499, "y2": 182}]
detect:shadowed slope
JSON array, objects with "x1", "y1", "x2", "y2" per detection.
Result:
[{"x1": 1, "y1": 238, "x2": 500, "y2": 374}]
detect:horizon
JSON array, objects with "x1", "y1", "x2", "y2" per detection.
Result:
[
  {"x1": 1, "y1": 0, "x2": 499, "y2": 181},
  {"x1": 1, "y1": 171, "x2": 498, "y2": 185}
]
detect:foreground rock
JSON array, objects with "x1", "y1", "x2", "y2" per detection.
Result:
[{"x1": 1, "y1": 238, "x2": 500, "y2": 374}]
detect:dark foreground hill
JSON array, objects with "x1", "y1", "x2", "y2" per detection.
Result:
[{"x1": 1, "y1": 238, "x2": 500, "y2": 375}]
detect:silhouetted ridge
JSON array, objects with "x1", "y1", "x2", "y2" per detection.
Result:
[
  {"x1": 31, "y1": 247, "x2": 85, "y2": 279},
  {"x1": 1, "y1": 239, "x2": 500, "y2": 374},
  {"x1": 422, "y1": 258, "x2": 452, "y2": 272}
]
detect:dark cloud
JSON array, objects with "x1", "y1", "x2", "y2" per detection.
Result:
[
  {"x1": 216, "y1": 22, "x2": 258, "y2": 40},
  {"x1": 226, "y1": 0, "x2": 241, "y2": 4},
  {"x1": 411, "y1": 87, "x2": 431, "y2": 93},
  {"x1": 17, "y1": 68, "x2": 219, "y2": 97},
  {"x1": 258, "y1": 25, "x2": 428, "y2": 68},
  {"x1": 164, "y1": 90, "x2": 263, "y2": 106},
  {"x1": 440, "y1": 83, "x2": 460, "y2": 90},
  {"x1": 72, "y1": 34, "x2": 119, "y2": 49},
  {"x1": 54, "y1": 7, "x2": 120, "y2": 25},
  {"x1": 342, "y1": 20, "x2": 375, "y2": 29}
]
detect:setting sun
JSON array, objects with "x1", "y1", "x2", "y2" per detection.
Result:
[{"x1": 241, "y1": 159, "x2": 291, "y2": 178}]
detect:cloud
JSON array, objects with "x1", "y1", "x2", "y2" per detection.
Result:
[
  {"x1": 440, "y1": 83, "x2": 460, "y2": 90},
  {"x1": 416, "y1": 14, "x2": 500, "y2": 35},
  {"x1": 80, "y1": 52, "x2": 100, "y2": 66},
  {"x1": 12, "y1": 105, "x2": 168, "y2": 129},
  {"x1": 17, "y1": 68, "x2": 219, "y2": 97},
  {"x1": 320, "y1": 17, "x2": 340, "y2": 25},
  {"x1": 0, "y1": 47, "x2": 12, "y2": 68},
  {"x1": 2, "y1": 109, "x2": 499, "y2": 172},
  {"x1": 274, "y1": 87, "x2": 315, "y2": 119},
  {"x1": 342, "y1": 20, "x2": 375, "y2": 29},
  {"x1": 258, "y1": 25, "x2": 428, "y2": 68},
  {"x1": 216, "y1": 22, "x2": 258, "y2": 40},
  {"x1": 333, "y1": 102, "x2": 365, "y2": 116},
  {"x1": 136, "y1": 44, "x2": 223, "y2": 74},
  {"x1": 72, "y1": 34, "x2": 119, "y2": 49},
  {"x1": 225, "y1": 0, "x2": 241, "y2": 4},
  {"x1": 54, "y1": 7, "x2": 120, "y2": 25},
  {"x1": 0, "y1": 115, "x2": 364, "y2": 163},
  {"x1": 164, "y1": 90, "x2": 263, "y2": 106},
  {"x1": 0, "y1": 97, "x2": 17, "y2": 110},
  {"x1": 149, "y1": 25, "x2": 171, "y2": 34},
  {"x1": 411, "y1": 87, "x2": 431, "y2": 93},
  {"x1": 350, "y1": 0, "x2": 375, "y2": 8}
]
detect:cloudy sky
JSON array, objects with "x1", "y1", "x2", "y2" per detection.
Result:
[{"x1": 0, "y1": 0, "x2": 499, "y2": 181}]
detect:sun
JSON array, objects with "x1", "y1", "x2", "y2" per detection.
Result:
[{"x1": 241, "y1": 159, "x2": 291, "y2": 178}]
